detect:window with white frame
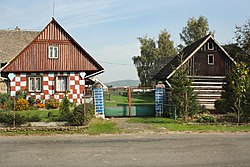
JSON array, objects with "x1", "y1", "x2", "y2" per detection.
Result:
[
  {"x1": 48, "y1": 46, "x2": 59, "y2": 58},
  {"x1": 208, "y1": 54, "x2": 214, "y2": 65},
  {"x1": 28, "y1": 77, "x2": 41, "y2": 92},
  {"x1": 56, "y1": 76, "x2": 68, "y2": 92},
  {"x1": 208, "y1": 42, "x2": 214, "y2": 50}
]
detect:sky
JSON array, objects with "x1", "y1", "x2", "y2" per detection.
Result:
[{"x1": 0, "y1": 0, "x2": 249, "y2": 83}]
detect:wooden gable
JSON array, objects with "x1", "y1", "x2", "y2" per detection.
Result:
[
  {"x1": 1, "y1": 18, "x2": 103, "y2": 74},
  {"x1": 154, "y1": 34, "x2": 236, "y2": 81}
]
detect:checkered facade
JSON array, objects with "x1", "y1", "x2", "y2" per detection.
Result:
[{"x1": 9, "y1": 72, "x2": 85, "y2": 103}]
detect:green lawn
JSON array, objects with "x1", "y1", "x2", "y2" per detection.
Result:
[
  {"x1": 128, "y1": 117, "x2": 250, "y2": 132},
  {"x1": 105, "y1": 95, "x2": 154, "y2": 106}
]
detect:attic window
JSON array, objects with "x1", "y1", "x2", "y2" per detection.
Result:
[
  {"x1": 208, "y1": 54, "x2": 214, "y2": 65},
  {"x1": 208, "y1": 42, "x2": 214, "y2": 50},
  {"x1": 48, "y1": 46, "x2": 58, "y2": 59}
]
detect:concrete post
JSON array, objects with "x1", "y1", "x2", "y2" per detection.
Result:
[
  {"x1": 93, "y1": 82, "x2": 105, "y2": 119},
  {"x1": 155, "y1": 82, "x2": 165, "y2": 117}
]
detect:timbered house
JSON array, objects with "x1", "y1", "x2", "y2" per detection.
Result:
[
  {"x1": 0, "y1": 18, "x2": 104, "y2": 103},
  {"x1": 154, "y1": 34, "x2": 236, "y2": 109}
]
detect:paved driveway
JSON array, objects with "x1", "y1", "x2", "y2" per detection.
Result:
[{"x1": 0, "y1": 133, "x2": 250, "y2": 167}]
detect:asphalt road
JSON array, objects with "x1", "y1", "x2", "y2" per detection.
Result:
[{"x1": 0, "y1": 133, "x2": 250, "y2": 167}]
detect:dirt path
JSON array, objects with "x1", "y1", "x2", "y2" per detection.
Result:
[{"x1": 112, "y1": 118, "x2": 167, "y2": 134}]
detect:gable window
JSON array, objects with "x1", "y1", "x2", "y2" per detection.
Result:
[
  {"x1": 28, "y1": 76, "x2": 41, "y2": 92},
  {"x1": 208, "y1": 42, "x2": 214, "y2": 50},
  {"x1": 56, "y1": 76, "x2": 68, "y2": 92},
  {"x1": 208, "y1": 54, "x2": 214, "y2": 65},
  {"x1": 48, "y1": 46, "x2": 59, "y2": 58}
]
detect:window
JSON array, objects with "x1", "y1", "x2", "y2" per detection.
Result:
[
  {"x1": 28, "y1": 77, "x2": 41, "y2": 92},
  {"x1": 208, "y1": 42, "x2": 214, "y2": 50},
  {"x1": 48, "y1": 46, "x2": 59, "y2": 58},
  {"x1": 208, "y1": 54, "x2": 214, "y2": 65},
  {"x1": 56, "y1": 76, "x2": 68, "y2": 92}
]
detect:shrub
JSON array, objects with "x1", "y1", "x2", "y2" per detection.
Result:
[
  {"x1": 47, "y1": 111, "x2": 53, "y2": 121},
  {"x1": 45, "y1": 99, "x2": 60, "y2": 109},
  {"x1": 214, "y1": 99, "x2": 231, "y2": 113},
  {"x1": 16, "y1": 90, "x2": 27, "y2": 100},
  {"x1": 0, "y1": 112, "x2": 27, "y2": 125},
  {"x1": 194, "y1": 112, "x2": 217, "y2": 123},
  {"x1": 0, "y1": 93, "x2": 13, "y2": 111},
  {"x1": 70, "y1": 103, "x2": 95, "y2": 126},
  {"x1": 26, "y1": 114, "x2": 41, "y2": 122},
  {"x1": 37, "y1": 103, "x2": 45, "y2": 108},
  {"x1": 28, "y1": 96, "x2": 36, "y2": 106},
  {"x1": 58, "y1": 96, "x2": 71, "y2": 121},
  {"x1": 15, "y1": 98, "x2": 29, "y2": 111}
]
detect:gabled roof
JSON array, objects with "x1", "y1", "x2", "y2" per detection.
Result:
[
  {"x1": 154, "y1": 34, "x2": 236, "y2": 81},
  {"x1": 0, "y1": 29, "x2": 39, "y2": 63},
  {"x1": 1, "y1": 18, "x2": 104, "y2": 74}
]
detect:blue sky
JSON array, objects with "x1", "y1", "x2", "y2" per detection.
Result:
[{"x1": 0, "y1": 0, "x2": 249, "y2": 82}]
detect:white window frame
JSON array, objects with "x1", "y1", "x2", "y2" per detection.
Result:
[
  {"x1": 48, "y1": 46, "x2": 59, "y2": 59},
  {"x1": 56, "y1": 76, "x2": 69, "y2": 92},
  {"x1": 28, "y1": 76, "x2": 42, "y2": 92},
  {"x1": 208, "y1": 42, "x2": 214, "y2": 50},
  {"x1": 208, "y1": 54, "x2": 214, "y2": 65}
]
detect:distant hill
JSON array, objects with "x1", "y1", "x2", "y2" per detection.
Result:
[{"x1": 105, "y1": 80, "x2": 140, "y2": 87}]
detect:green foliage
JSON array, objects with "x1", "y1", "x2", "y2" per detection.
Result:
[
  {"x1": 16, "y1": 90, "x2": 27, "y2": 100},
  {"x1": 170, "y1": 66, "x2": 198, "y2": 122},
  {"x1": 222, "y1": 63, "x2": 250, "y2": 124},
  {"x1": 235, "y1": 18, "x2": 250, "y2": 58},
  {"x1": 45, "y1": 99, "x2": 60, "y2": 109},
  {"x1": 28, "y1": 96, "x2": 36, "y2": 106},
  {"x1": 0, "y1": 93, "x2": 13, "y2": 111},
  {"x1": 194, "y1": 112, "x2": 217, "y2": 123},
  {"x1": 70, "y1": 103, "x2": 95, "y2": 126},
  {"x1": 58, "y1": 96, "x2": 71, "y2": 121},
  {"x1": 0, "y1": 112, "x2": 27, "y2": 125},
  {"x1": 133, "y1": 30, "x2": 177, "y2": 87},
  {"x1": 214, "y1": 99, "x2": 231, "y2": 113},
  {"x1": 180, "y1": 16, "x2": 214, "y2": 46},
  {"x1": 26, "y1": 114, "x2": 41, "y2": 122}
]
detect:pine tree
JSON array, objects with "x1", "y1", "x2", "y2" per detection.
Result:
[{"x1": 170, "y1": 64, "x2": 198, "y2": 122}]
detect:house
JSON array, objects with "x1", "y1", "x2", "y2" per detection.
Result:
[
  {"x1": 0, "y1": 18, "x2": 104, "y2": 103},
  {"x1": 154, "y1": 34, "x2": 236, "y2": 109}
]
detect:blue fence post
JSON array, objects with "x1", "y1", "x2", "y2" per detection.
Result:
[
  {"x1": 93, "y1": 82, "x2": 105, "y2": 119},
  {"x1": 155, "y1": 82, "x2": 165, "y2": 117}
]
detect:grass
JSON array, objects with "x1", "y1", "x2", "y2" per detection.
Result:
[
  {"x1": 127, "y1": 117, "x2": 250, "y2": 132},
  {"x1": 105, "y1": 95, "x2": 154, "y2": 106},
  {"x1": 0, "y1": 119, "x2": 121, "y2": 136},
  {"x1": 86, "y1": 119, "x2": 122, "y2": 135}
]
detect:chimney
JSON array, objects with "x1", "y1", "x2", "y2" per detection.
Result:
[{"x1": 15, "y1": 26, "x2": 20, "y2": 30}]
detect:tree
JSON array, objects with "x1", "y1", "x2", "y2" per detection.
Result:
[
  {"x1": 235, "y1": 18, "x2": 250, "y2": 65},
  {"x1": 157, "y1": 29, "x2": 177, "y2": 60},
  {"x1": 133, "y1": 36, "x2": 157, "y2": 87},
  {"x1": 222, "y1": 63, "x2": 250, "y2": 124},
  {"x1": 180, "y1": 16, "x2": 213, "y2": 46},
  {"x1": 133, "y1": 30, "x2": 177, "y2": 87},
  {"x1": 170, "y1": 56, "x2": 198, "y2": 122}
]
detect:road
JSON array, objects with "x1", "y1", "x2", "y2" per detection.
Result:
[{"x1": 0, "y1": 133, "x2": 250, "y2": 167}]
